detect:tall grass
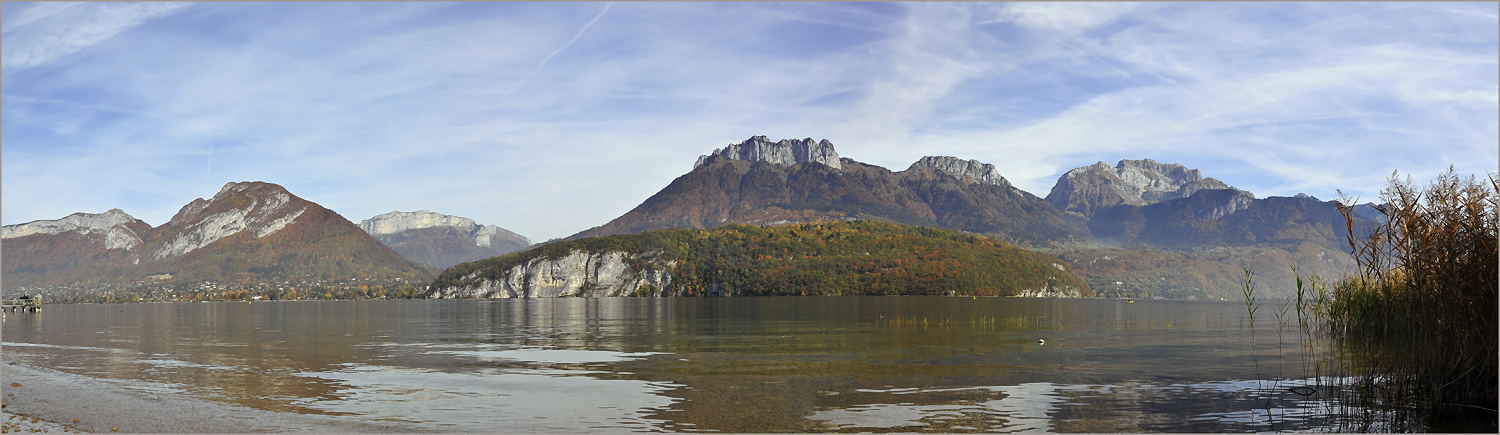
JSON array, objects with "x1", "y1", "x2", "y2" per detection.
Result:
[{"x1": 1326, "y1": 167, "x2": 1498, "y2": 429}]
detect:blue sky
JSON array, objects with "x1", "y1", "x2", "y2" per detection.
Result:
[{"x1": 4, "y1": 2, "x2": 1496, "y2": 241}]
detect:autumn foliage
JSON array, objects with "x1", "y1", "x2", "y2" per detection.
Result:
[{"x1": 435, "y1": 220, "x2": 1091, "y2": 297}]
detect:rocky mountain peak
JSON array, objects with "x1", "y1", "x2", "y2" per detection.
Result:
[
  {"x1": 907, "y1": 156, "x2": 1013, "y2": 188},
  {"x1": 1, "y1": 209, "x2": 148, "y2": 250},
  {"x1": 1046, "y1": 159, "x2": 1241, "y2": 218},
  {"x1": 151, "y1": 181, "x2": 309, "y2": 261},
  {"x1": 360, "y1": 210, "x2": 478, "y2": 235},
  {"x1": 694, "y1": 136, "x2": 842, "y2": 170},
  {"x1": 359, "y1": 210, "x2": 533, "y2": 268}
]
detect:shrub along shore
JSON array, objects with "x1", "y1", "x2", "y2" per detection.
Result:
[{"x1": 1321, "y1": 168, "x2": 1497, "y2": 431}]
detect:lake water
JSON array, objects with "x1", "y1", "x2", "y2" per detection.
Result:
[{"x1": 2, "y1": 297, "x2": 1365, "y2": 432}]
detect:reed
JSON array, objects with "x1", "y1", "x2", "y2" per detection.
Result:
[{"x1": 1325, "y1": 167, "x2": 1499, "y2": 429}]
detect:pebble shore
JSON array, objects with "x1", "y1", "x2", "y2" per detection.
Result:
[
  {"x1": 2, "y1": 411, "x2": 83, "y2": 433},
  {"x1": 1, "y1": 362, "x2": 431, "y2": 433}
]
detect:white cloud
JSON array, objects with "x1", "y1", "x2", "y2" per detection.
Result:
[
  {"x1": 2, "y1": 2, "x2": 1495, "y2": 240},
  {"x1": 1, "y1": 2, "x2": 84, "y2": 33},
  {"x1": 2, "y1": 2, "x2": 191, "y2": 70},
  {"x1": 990, "y1": 2, "x2": 1139, "y2": 37}
]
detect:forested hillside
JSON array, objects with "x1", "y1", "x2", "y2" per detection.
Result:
[{"x1": 435, "y1": 220, "x2": 1091, "y2": 298}]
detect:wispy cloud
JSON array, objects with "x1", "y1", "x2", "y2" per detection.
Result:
[
  {"x1": 520, "y1": 2, "x2": 613, "y2": 87},
  {"x1": 2, "y1": 2, "x2": 190, "y2": 70},
  {"x1": 2, "y1": 2, "x2": 1494, "y2": 240}
]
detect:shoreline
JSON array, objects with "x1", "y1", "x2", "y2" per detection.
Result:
[
  {"x1": 0, "y1": 362, "x2": 433, "y2": 433},
  {"x1": 3, "y1": 410, "x2": 83, "y2": 433}
]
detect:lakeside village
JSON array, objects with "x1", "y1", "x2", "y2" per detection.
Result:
[
  {"x1": 7, "y1": 276, "x2": 427, "y2": 304},
  {"x1": 7, "y1": 277, "x2": 1216, "y2": 304}
]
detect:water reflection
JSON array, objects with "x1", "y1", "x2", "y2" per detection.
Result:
[
  {"x1": 293, "y1": 361, "x2": 682, "y2": 432},
  {"x1": 3, "y1": 297, "x2": 1364, "y2": 432}
]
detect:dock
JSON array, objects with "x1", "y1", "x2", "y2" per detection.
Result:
[{"x1": 1, "y1": 295, "x2": 42, "y2": 312}]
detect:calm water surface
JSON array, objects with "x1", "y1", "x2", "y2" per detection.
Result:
[{"x1": 2, "y1": 297, "x2": 1350, "y2": 432}]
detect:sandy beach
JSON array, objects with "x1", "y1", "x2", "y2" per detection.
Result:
[{"x1": 0, "y1": 362, "x2": 435, "y2": 433}]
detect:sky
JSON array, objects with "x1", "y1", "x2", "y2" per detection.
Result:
[{"x1": 4, "y1": 2, "x2": 1497, "y2": 241}]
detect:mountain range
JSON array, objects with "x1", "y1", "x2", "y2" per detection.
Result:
[
  {"x1": 567, "y1": 136, "x2": 1090, "y2": 246},
  {"x1": 3, "y1": 135, "x2": 1375, "y2": 301},
  {"x1": 2, "y1": 182, "x2": 432, "y2": 294},
  {"x1": 562, "y1": 136, "x2": 1370, "y2": 300}
]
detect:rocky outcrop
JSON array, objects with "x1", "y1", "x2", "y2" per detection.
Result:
[
  {"x1": 360, "y1": 210, "x2": 475, "y2": 235},
  {"x1": 2, "y1": 209, "x2": 148, "y2": 250},
  {"x1": 1198, "y1": 189, "x2": 1257, "y2": 220},
  {"x1": 1011, "y1": 262, "x2": 1085, "y2": 297},
  {"x1": 150, "y1": 182, "x2": 308, "y2": 261},
  {"x1": 1046, "y1": 159, "x2": 1242, "y2": 219},
  {"x1": 360, "y1": 211, "x2": 530, "y2": 251},
  {"x1": 429, "y1": 250, "x2": 674, "y2": 298},
  {"x1": 359, "y1": 211, "x2": 532, "y2": 268},
  {"x1": 694, "y1": 136, "x2": 842, "y2": 170},
  {"x1": 907, "y1": 156, "x2": 1013, "y2": 188}
]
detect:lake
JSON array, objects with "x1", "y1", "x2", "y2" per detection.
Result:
[{"x1": 2, "y1": 297, "x2": 1364, "y2": 432}]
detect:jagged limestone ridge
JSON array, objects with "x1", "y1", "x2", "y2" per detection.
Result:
[
  {"x1": 694, "y1": 135, "x2": 842, "y2": 170},
  {"x1": 1046, "y1": 158, "x2": 1246, "y2": 218},
  {"x1": 908, "y1": 156, "x2": 1014, "y2": 188}
]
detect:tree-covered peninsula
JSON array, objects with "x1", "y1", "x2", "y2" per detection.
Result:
[{"x1": 428, "y1": 220, "x2": 1092, "y2": 298}]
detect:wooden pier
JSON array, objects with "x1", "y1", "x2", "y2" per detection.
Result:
[{"x1": 1, "y1": 295, "x2": 42, "y2": 312}]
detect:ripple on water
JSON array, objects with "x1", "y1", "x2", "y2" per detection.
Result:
[{"x1": 289, "y1": 348, "x2": 684, "y2": 432}]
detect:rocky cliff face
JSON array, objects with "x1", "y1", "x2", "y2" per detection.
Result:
[
  {"x1": 150, "y1": 182, "x2": 308, "y2": 261},
  {"x1": 1046, "y1": 159, "x2": 1239, "y2": 219},
  {"x1": 1012, "y1": 262, "x2": 1086, "y2": 297},
  {"x1": 429, "y1": 250, "x2": 673, "y2": 298},
  {"x1": 694, "y1": 136, "x2": 842, "y2": 170},
  {"x1": 359, "y1": 211, "x2": 532, "y2": 268},
  {"x1": 2, "y1": 209, "x2": 150, "y2": 251},
  {"x1": 908, "y1": 156, "x2": 1013, "y2": 188}
]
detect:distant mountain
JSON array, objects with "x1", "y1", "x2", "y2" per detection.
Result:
[
  {"x1": 1043, "y1": 159, "x2": 1374, "y2": 299},
  {"x1": 1046, "y1": 159, "x2": 1239, "y2": 219},
  {"x1": 359, "y1": 211, "x2": 531, "y2": 268},
  {"x1": 567, "y1": 136, "x2": 1090, "y2": 246},
  {"x1": 1087, "y1": 190, "x2": 1358, "y2": 251},
  {"x1": 2, "y1": 209, "x2": 154, "y2": 289},
  {"x1": 2, "y1": 182, "x2": 432, "y2": 292},
  {"x1": 563, "y1": 138, "x2": 1374, "y2": 300}
]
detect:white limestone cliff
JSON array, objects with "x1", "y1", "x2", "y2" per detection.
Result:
[
  {"x1": 429, "y1": 250, "x2": 674, "y2": 299},
  {"x1": 360, "y1": 210, "x2": 532, "y2": 248},
  {"x1": 694, "y1": 136, "x2": 842, "y2": 170},
  {"x1": 150, "y1": 182, "x2": 307, "y2": 261},
  {"x1": 1046, "y1": 159, "x2": 1249, "y2": 218},
  {"x1": 1, "y1": 209, "x2": 145, "y2": 250},
  {"x1": 908, "y1": 156, "x2": 1014, "y2": 188}
]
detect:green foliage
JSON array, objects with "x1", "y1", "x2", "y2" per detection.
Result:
[{"x1": 433, "y1": 220, "x2": 1092, "y2": 297}]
